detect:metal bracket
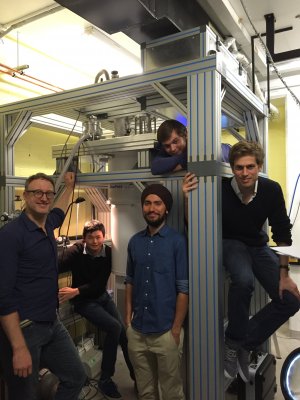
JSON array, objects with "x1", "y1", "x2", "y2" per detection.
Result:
[
  {"x1": 151, "y1": 82, "x2": 187, "y2": 118},
  {"x1": 188, "y1": 161, "x2": 232, "y2": 177}
]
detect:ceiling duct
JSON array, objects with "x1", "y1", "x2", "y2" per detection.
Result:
[{"x1": 54, "y1": 0, "x2": 210, "y2": 43}]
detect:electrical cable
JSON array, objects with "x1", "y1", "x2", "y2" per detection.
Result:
[
  {"x1": 59, "y1": 110, "x2": 82, "y2": 161},
  {"x1": 286, "y1": 173, "x2": 300, "y2": 231},
  {"x1": 57, "y1": 140, "x2": 88, "y2": 342},
  {"x1": 239, "y1": 0, "x2": 300, "y2": 108},
  {"x1": 290, "y1": 201, "x2": 300, "y2": 231},
  {"x1": 81, "y1": 140, "x2": 96, "y2": 173},
  {"x1": 288, "y1": 173, "x2": 300, "y2": 216}
]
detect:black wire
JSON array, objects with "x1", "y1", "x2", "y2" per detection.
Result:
[
  {"x1": 63, "y1": 145, "x2": 82, "y2": 239},
  {"x1": 58, "y1": 138, "x2": 89, "y2": 341},
  {"x1": 291, "y1": 200, "x2": 300, "y2": 229},
  {"x1": 59, "y1": 110, "x2": 82, "y2": 160}
]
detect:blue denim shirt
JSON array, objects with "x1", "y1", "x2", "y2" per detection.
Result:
[{"x1": 126, "y1": 224, "x2": 188, "y2": 334}]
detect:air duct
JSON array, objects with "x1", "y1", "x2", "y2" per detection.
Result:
[{"x1": 54, "y1": 0, "x2": 210, "y2": 44}]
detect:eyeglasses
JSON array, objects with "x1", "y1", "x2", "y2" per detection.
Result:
[{"x1": 25, "y1": 190, "x2": 56, "y2": 199}]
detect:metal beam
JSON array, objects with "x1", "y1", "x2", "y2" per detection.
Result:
[
  {"x1": 188, "y1": 69, "x2": 224, "y2": 400},
  {"x1": 0, "y1": 57, "x2": 217, "y2": 116},
  {"x1": 265, "y1": 13, "x2": 300, "y2": 63},
  {"x1": 52, "y1": 133, "x2": 157, "y2": 159},
  {"x1": 151, "y1": 82, "x2": 188, "y2": 117}
]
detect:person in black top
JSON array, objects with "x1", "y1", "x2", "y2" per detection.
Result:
[
  {"x1": 0, "y1": 172, "x2": 86, "y2": 400},
  {"x1": 150, "y1": 119, "x2": 231, "y2": 175},
  {"x1": 183, "y1": 141, "x2": 300, "y2": 383},
  {"x1": 151, "y1": 119, "x2": 188, "y2": 175},
  {"x1": 58, "y1": 220, "x2": 135, "y2": 400}
]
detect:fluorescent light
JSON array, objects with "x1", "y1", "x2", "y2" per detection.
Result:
[
  {"x1": 273, "y1": 59, "x2": 300, "y2": 72},
  {"x1": 31, "y1": 114, "x2": 82, "y2": 134}
]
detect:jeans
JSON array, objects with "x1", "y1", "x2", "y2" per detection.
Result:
[
  {"x1": 0, "y1": 318, "x2": 86, "y2": 400},
  {"x1": 223, "y1": 239, "x2": 300, "y2": 350},
  {"x1": 74, "y1": 291, "x2": 134, "y2": 381}
]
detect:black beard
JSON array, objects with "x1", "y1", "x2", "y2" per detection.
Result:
[{"x1": 144, "y1": 214, "x2": 166, "y2": 227}]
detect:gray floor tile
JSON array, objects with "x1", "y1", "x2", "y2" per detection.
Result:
[{"x1": 79, "y1": 322, "x2": 300, "y2": 399}]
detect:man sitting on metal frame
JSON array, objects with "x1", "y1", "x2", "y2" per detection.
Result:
[
  {"x1": 182, "y1": 140, "x2": 300, "y2": 383},
  {"x1": 58, "y1": 219, "x2": 135, "y2": 400}
]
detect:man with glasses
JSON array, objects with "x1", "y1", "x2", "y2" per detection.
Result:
[{"x1": 0, "y1": 172, "x2": 86, "y2": 400}]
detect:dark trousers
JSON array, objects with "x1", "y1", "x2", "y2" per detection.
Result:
[
  {"x1": 223, "y1": 239, "x2": 300, "y2": 350},
  {"x1": 74, "y1": 291, "x2": 134, "y2": 381},
  {"x1": 0, "y1": 318, "x2": 86, "y2": 400}
]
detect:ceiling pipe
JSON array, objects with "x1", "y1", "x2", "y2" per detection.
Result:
[
  {"x1": 0, "y1": 5, "x2": 63, "y2": 39},
  {"x1": 94, "y1": 69, "x2": 110, "y2": 83},
  {"x1": 0, "y1": 63, "x2": 64, "y2": 92},
  {"x1": 0, "y1": 68, "x2": 59, "y2": 93}
]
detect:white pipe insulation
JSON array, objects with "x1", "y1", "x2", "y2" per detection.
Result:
[{"x1": 223, "y1": 37, "x2": 279, "y2": 118}]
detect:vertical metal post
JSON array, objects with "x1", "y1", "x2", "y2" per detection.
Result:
[
  {"x1": 164, "y1": 179, "x2": 185, "y2": 234},
  {"x1": 251, "y1": 36, "x2": 256, "y2": 94},
  {"x1": 0, "y1": 114, "x2": 6, "y2": 214},
  {"x1": 0, "y1": 114, "x2": 13, "y2": 215},
  {"x1": 1, "y1": 111, "x2": 32, "y2": 214},
  {"x1": 187, "y1": 69, "x2": 224, "y2": 400}
]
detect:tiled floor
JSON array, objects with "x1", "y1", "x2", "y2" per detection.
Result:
[
  {"x1": 77, "y1": 322, "x2": 300, "y2": 399},
  {"x1": 79, "y1": 349, "x2": 137, "y2": 400}
]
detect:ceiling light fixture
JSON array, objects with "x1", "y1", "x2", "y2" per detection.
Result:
[
  {"x1": 274, "y1": 59, "x2": 300, "y2": 72},
  {"x1": 30, "y1": 114, "x2": 83, "y2": 135}
]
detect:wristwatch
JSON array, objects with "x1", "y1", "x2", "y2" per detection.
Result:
[{"x1": 279, "y1": 265, "x2": 290, "y2": 271}]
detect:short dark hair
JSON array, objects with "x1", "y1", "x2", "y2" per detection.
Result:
[
  {"x1": 229, "y1": 141, "x2": 265, "y2": 168},
  {"x1": 157, "y1": 119, "x2": 187, "y2": 143},
  {"x1": 82, "y1": 220, "x2": 105, "y2": 238},
  {"x1": 25, "y1": 173, "x2": 55, "y2": 190}
]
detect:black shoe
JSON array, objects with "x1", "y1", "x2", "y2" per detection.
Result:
[{"x1": 98, "y1": 378, "x2": 122, "y2": 399}]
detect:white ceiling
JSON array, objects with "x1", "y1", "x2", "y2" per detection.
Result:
[
  {"x1": 1, "y1": 0, "x2": 300, "y2": 104},
  {"x1": 198, "y1": 0, "x2": 300, "y2": 76},
  {"x1": 0, "y1": 1, "x2": 142, "y2": 103}
]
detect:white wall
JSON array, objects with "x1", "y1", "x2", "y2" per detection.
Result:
[
  {"x1": 270, "y1": 83, "x2": 300, "y2": 245},
  {"x1": 283, "y1": 87, "x2": 300, "y2": 244}
]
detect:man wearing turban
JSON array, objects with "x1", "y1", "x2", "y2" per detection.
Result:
[{"x1": 125, "y1": 184, "x2": 188, "y2": 400}]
